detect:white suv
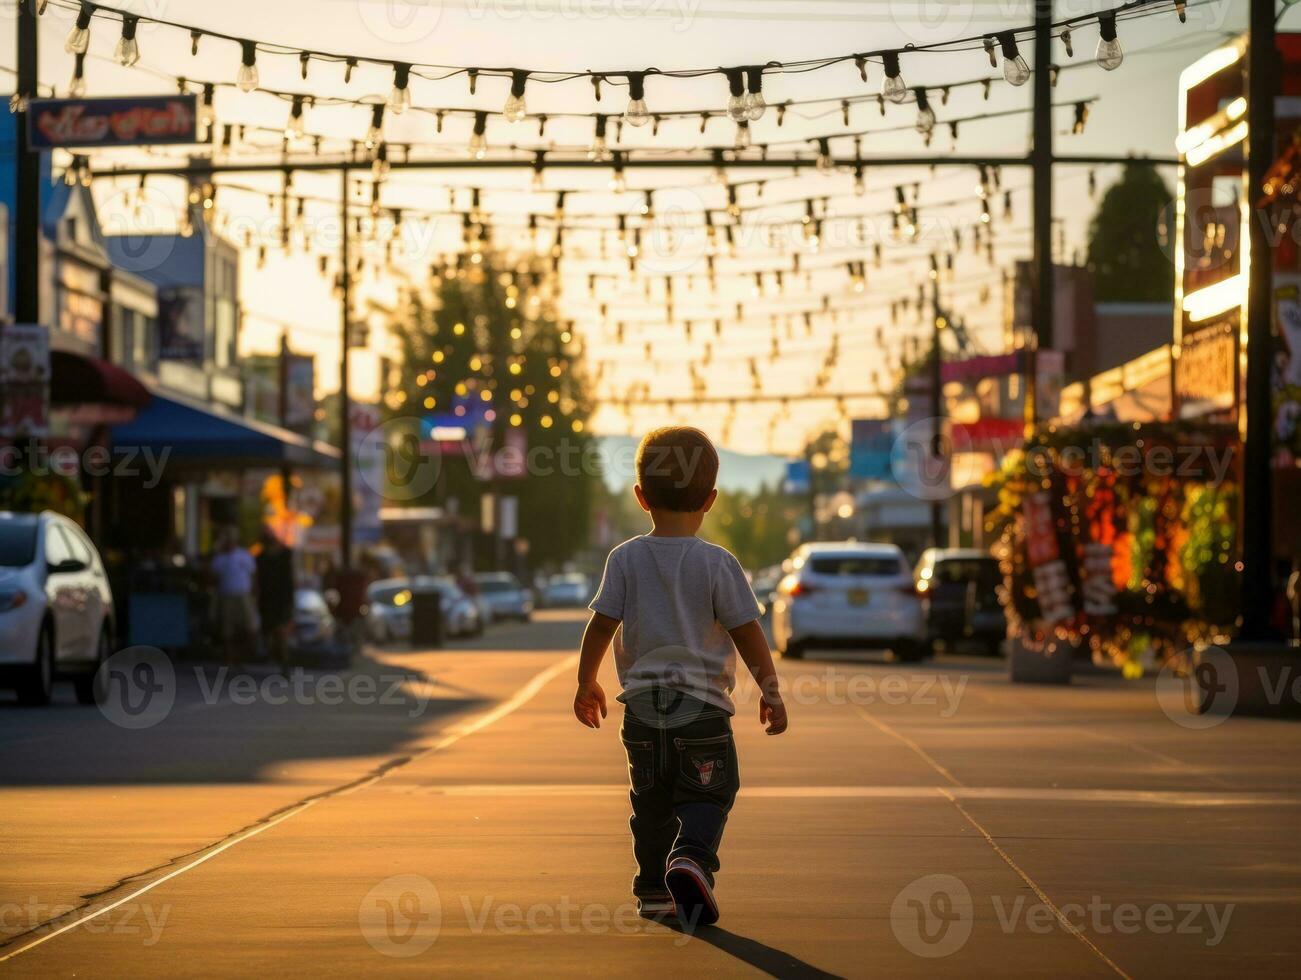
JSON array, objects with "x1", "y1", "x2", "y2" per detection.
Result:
[
  {"x1": 770, "y1": 542, "x2": 926, "y2": 661},
  {"x1": 0, "y1": 511, "x2": 115, "y2": 705}
]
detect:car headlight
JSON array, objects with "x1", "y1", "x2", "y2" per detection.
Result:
[{"x1": 0, "y1": 590, "x2": 29, "y2": 613}]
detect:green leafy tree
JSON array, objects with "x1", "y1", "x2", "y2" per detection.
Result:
[
  {"x1": 706, "y1": 483, "x2": 803, "y2": 571},
  {"x1": 1086, "y1": 162, "x2": 1175, "y2": 302},
  {"x1": 386, "y1": 257, "x2": 597, "y2": 570}
]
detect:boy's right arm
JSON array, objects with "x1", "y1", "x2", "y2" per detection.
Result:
[
  {"x1": 728, "y1": 620, "x2": 788, "y2": 735},
  {"x1": 574, "y1": 612, "x2": 620, "y2": 729}
]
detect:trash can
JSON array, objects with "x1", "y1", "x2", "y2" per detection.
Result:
[{"x1": 411, "y1": 589, "x2": 444, "y2": 647}]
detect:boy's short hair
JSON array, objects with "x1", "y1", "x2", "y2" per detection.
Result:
[{"x1": 636, "y1": 426, "x2": 719, "y2": 512}]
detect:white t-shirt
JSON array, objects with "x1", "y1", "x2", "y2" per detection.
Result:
[
  {"x1": 589, "y1": 534, "x2": 762, "y2": 715},
  {"x1": 212, "y1": 547, "x2": 255, "y2": 596}
]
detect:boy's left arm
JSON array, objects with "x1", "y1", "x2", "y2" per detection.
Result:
[{"x1": 574, "y1": 612, "x2": 620, "y2": 729}]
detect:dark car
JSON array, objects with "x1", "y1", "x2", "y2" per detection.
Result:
[{"x1": 914, "y1": 549, "x2": 1006, "y2": 657}]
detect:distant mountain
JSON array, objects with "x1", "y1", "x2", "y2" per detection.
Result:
[{"x1": 597, "y1": 435, "x2": 787, "y2": 493}]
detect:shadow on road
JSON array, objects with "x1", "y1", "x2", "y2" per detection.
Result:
[{"x1": 669, "y1": 923, "x2": 843, "y2": 979}]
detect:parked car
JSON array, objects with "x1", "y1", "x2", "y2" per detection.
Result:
[
  {"x1": 750, "y1": 564, "x2": 784, "y2": 617},
  {"x1": 914, "y1": 548, "x2": 1006, "y2": 657},
  {"x1": 366, "y1": 577, "x2": 484, "y2": 644},
  {"x1": 770, "y1": 542, "x2": 926, "y2": 661},
  {"x1": 292, "y1": 588, "x2": 336, "y2": 646},
  {"x1": 473, "y1": 572, "x2": 533, "y2": 622},
  {"x1": 542, "y1": 573, "x2": 591, "y2": 608},
  {"x1": 0, "y1": 510, "x2": 115, "y2": 705},
  {"x1": 366, "y1": 580, "x2": 414, "y2": 644}
]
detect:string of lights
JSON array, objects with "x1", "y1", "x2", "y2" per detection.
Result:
[{"x1": 34, "y1": 0, "x2": 1183, "y2": 146}]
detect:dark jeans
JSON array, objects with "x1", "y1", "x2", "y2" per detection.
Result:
[{"x1": 620, "y1": 689, "x2": 739, "y2": 896}]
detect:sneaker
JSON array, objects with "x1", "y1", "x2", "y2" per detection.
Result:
[
  {"x1": 665, "y1": 857, "x2": 719, "y2": 927},
  {"x1": 635, "y1": 891, "x2": 676, "y2": 919}
]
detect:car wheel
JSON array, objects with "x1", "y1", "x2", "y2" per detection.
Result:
[
  {"x1": 74, "y1": 627, "x2": 111, "y2": 705},
  {"x1": 782, "y1": 640, "x2": 805, "y2": 660},
  {"x1": 984, "y1": 637, "x2": 1005, "y2": 658},
  {"x1": 17, "y1": 622, "x2": 55, "y2": 707}
]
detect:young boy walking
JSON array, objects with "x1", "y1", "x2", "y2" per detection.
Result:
[{"x1": 574, "y1": 426, "x2": 788, "y2": 927}]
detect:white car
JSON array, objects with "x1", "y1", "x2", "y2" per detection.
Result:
[
  {"x1": 0, "y1": 511, "x2": 115, "y2": 705},
  {"x1": 770, "y1": 542, "x2": 926, "y2": 661},
  {"x1": 542, "y1": 573, "x2": 590, "y2": 608},
  {"x1": 474, "y1": 572, "x2": 533, "y2": 622}
]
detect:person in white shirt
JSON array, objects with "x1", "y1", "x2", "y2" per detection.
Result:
[{"x1": 211, "y1": 528, "x2": 257, "y2": 666}]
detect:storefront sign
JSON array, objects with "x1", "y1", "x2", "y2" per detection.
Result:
[
  {"x1": 1176, "y1": 319, "x2": 1236, "y2": 416},
  {"x1": 283, "y1": 354, "x2": 316, "y2": 432},
  {"x1": 27, "y1": 95, "x2": 198, "y2": 149},
  {"x1": 0, "y1": 324, "x2": 50, "y2": 438},
  {"x1": 1023, "y1": 491, "x2": 1074, "y2": 625},
  {"x1": 849, "y1": 418, "x2": 893, "y2": 479}
]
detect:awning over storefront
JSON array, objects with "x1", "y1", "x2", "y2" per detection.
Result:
[
  {"x1": 111, "y1": 388, "x2": 342, "y2": 469},
  {"x1": 50, "y1": 350, "x2": 151, "y2": 408}
]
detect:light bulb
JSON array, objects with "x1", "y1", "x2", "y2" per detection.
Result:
[
  {"x1": 236, "y1": 42, "x2": 260, "y2": 92},
  {"x1": 65, "y1": 25, "x2": 89, "y2": 54},
  {"x1": 881, "y1": 52, "x2": 907, "y2": 104},
  {"x1": 387, "y1": 63, "x2": 412, "y2": 114},
  {"x1": 1096, "y1": 13, "x2": 1123, "y2": 70},
  {"x1": 286, "y1": 112, "x2": 305, "y2": 139},
  {"x1": 372, "y1": 157, "x2": 390, "y2": 181},
  {"x1": 997, "y1": 34, "x2": 1030, "y2": 86},
  {"x1": 68, "y1": 56, "x2": 86, "y2": 98},
  {"x1": 588, "y1": 135, "x2": 611, "y2": 162},
  {"x1": 726, "y1": 94, "x2": 747, "y2": 122},
  {"x1": 503, "y1": 94, "x2": 527, "y2": 122},
  {"x1": 734, "y1": 121, "x2": 751, "y2": 150},
  {"x1": 504, "y1": 70, "x2": 529, "y2": 123},
  {"x1": 115, "y1": 39, "x2": 140, "y2": 67},
  {"x1": 624, "y1": 98, "x2": 650, "y2": 127},
  {"x1": 469, "y1": 132, "x2": 487, "y2": 159},
  {"x1": 916, "y1": 106, "x2": 936, "y2": 134},
  {"x1": 1096, "y1": 37, "x2": 1123, "y2": 70},
  {"x1": 745, "y1": 91, "x2": 766, "y2": 122}
]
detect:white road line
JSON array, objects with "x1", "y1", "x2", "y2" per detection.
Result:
[{"x1": 0, "y1": 654, "x2": 578, "y2": 965}]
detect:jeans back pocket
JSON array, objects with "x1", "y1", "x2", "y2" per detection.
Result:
[{"x1": 674, "y1": 734, "x2": 732, "y2": 791}]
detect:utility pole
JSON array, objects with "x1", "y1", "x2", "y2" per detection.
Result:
[
  {"x1": 15, "y1": 0, "x2": 39, "y2": 323},
  {"x1": 339, "y1": 168, "x2": 354, "y2": 573},
  {"x1": 929, "y1": 254, "x2": 945, "y2": 549},
  {"x1": 1027, "y1": 0, "x2": 1055, "y2": 432},
  {"x1": 1240, "y1": 0, "x2": 1277, "y2": 640}
]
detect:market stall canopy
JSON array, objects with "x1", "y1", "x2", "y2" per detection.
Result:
[
  {"x1": 50, "y1": 350, "x2": 150, "y2": 408},
  {"x1": 110, "y1": 386, "x2": 342, "y2": 470}
]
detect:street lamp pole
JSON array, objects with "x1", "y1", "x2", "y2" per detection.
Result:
[
  {"x1": 930, "y1": 255, "x2": 945, "y2": 550},
  {"x1": 15, "y1": 0, "x2": 39, "y2": 324},
  {"x1": 1027, "y1": 0, "x2": 1055, "y2": 432},
  {"x1": 339, "y1": 167, "x2": 354, "y2": 573},
  {"x1": 1240, "y1": 0, "x2": 1277, "y2": 640}
]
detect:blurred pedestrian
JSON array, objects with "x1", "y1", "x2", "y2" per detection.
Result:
[
  {"x1": 211, "y1": 528, "x2": 257, "y2": 667},
  {"x1": 257, "y1": 526, "x2": 295, "y2": 672}
]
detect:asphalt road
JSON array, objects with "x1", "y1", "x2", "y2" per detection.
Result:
[{"x1": 2, "y1": 610, "x2": 1300, "y2": 978}]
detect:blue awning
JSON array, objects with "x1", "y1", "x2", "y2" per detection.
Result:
[{"x1": 111, "y1": 389, "x2": 342, "y2": 470}]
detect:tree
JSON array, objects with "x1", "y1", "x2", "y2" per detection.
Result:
[
  {"x1": 1085, "y1": 162, "x2": 1175, "y2": 303},
  {"x1": 386, "y1": 256, "x2": 597, "y2": 570}
]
